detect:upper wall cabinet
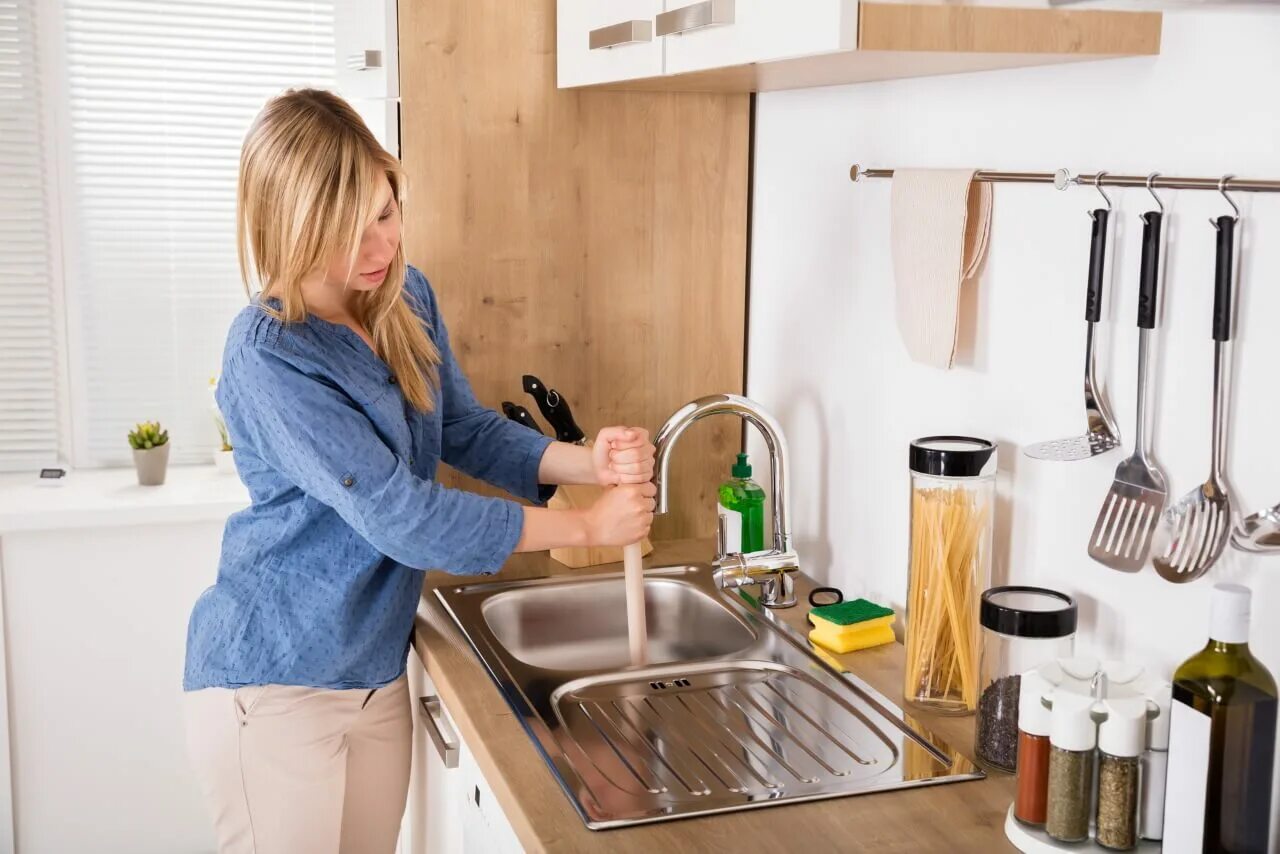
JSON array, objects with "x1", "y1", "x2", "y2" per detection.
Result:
[
  {"x1": 660, "y1": 0, "x2": 857, "y2": 75},
  {"x1": 558, "y1": 0, "x2": 666, "y2": 88},
  {"x1": 556, "y1": 1, "x2": 1162, "y2": 92}
]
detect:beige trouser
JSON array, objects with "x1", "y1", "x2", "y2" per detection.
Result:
[{"x1": 184, "y1": 674, "x2": 412, "y2": 854}]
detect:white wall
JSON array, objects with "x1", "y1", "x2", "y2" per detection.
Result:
[{"x1": 748, "y1": 9, "x2": 1279, "y2": 702}]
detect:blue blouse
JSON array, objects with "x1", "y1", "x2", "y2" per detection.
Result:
[{"x1": 183, "y1": 267, "x2": 555, "y2": 691}]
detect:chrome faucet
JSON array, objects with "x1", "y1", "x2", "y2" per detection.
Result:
[{"x1": 653, "y1": 394, "x2": 800, "y2": 608}]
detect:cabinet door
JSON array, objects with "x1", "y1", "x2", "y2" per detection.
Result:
[
  {"x1": 557, "y1": 0, "x2": 665, "y2": 88},
  {"x1": 459, "y1": 748, "x2": 525, "y2": 854},
  {"x1": 403, "y1": 654, "x2": 465, "y2": 854},
  {"x1": 661, "y1": 0, "x2": 856, "y2": 75}
]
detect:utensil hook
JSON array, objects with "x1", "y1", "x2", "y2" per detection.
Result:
[
  {"x1": 1145, "y1": 172, "x2": 1165, "y2": 214},
  {"x1": 1093, "y1": 171, "x2": 1113, "y2": 212},
  {"x1": 1213, "y1": 174, "x2": 1240, "y2": 225}
]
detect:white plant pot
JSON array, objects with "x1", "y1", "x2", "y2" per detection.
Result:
[
  {"x1": 214, "y1": 449, "x2": 238, "y2": 476},
  {"x1": 132, "y1": 444, "x2": 170, "y2": 486}
]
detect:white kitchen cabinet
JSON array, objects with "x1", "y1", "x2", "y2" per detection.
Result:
[
  {"x1": 401, "y1": 651, "x2": 524, "y2": 854},
  {"x1": 332, "y1": 0, "x2": 400, "y2": 154},
  {"x1": 660, "y1": 0, "x2": 856, "y2": 76},
  {"x1": 557, "y1": 0, "x2": 665, "y2": 88},
  {"x1": 554, "y1": 1, "x2": 1161, "y2": 92}
]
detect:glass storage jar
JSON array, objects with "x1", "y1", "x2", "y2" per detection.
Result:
[
  {"x1": 975, "y1": 586, "x2": 1077, "y2": 771},
  {"x1": 903, "y1": 437, "x2": 996, "y2": 714}
]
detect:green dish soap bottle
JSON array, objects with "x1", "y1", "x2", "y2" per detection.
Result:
[{"x1": 717, "y1": 453, "x2": 765, "y2": 555}]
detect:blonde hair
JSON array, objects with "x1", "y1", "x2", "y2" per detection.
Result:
[{"x1": 236, "y1": 88, "x2": 439, "y2": 412}]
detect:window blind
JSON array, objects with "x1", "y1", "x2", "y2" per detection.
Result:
[
  {"x1": 0, "y1": 0, "x2": 62, "y2": 472},
  {"x1": 62, "y1": 0, "x2": 335, "y2": 466}
]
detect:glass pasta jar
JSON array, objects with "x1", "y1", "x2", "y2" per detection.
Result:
[{"x1": 904, "y1": 437, "x2": 997, "y2": 715}]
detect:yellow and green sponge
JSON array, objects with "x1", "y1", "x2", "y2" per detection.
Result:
[{"x1": 808, "y1": 598, "x2": 896, "y2": 655}]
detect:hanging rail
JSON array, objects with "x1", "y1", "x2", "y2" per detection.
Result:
[{"x1": 849, "y1": 165, "x2": 1280, "y2": 194}]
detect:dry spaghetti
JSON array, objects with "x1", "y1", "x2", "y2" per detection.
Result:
[{"x1": 904, "y1": 485, "x2": 990, "y2": 713}]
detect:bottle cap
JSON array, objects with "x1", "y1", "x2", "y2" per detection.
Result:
[
  {"x1": 980, "y1": 586, "x2": 1077, "y2": 639},
  {"x1": 1144, "y1": 681, "x2": 1173, "y2": 750},
  {"x1": 1018, "y1": 669, "x2": 1054, "y2": 737},
  {"x1": 1208, "y1": 583, "x2": 1251, "y2": 644},
  {"x1": 1048, "y1": 688, "x2": 1099, "y2": 752},
  {"x1": 1098, "y1": 697, "x2": 1148, "y2": 758},
  {"x1": 908, "y1": 436, "x2": 997, "y2": 478},
  {"x1": 732, "y1": 452, "x2": 752, "y2": 479}
]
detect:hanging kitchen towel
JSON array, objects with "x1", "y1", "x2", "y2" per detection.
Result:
[{"x1": 890, "y1": 169, "x2": 992, "y2": 369}]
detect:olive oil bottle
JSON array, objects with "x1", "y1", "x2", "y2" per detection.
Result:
[{"x1": 1163, "y1": 584, "x2": 1277, "y2": 854}]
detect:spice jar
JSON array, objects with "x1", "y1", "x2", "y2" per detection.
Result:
[
  {"x1": 1139, "y1": 683, "x2": 1171, "y2": 842},
  {"x1": 1013, "y1": 669, "x2": 1054, "y2": 826},
  {"x1": 975, "y1": 586, "x2": 1077, "y2": 770},
  {"x1": 903, "y1": 437, "x2": 996, "y2": 714},
  {"x1": 1045, "y1": 690, "x2": 1098, "y2": 843},
  {"x1": 1095, "y1": 697, "x2": 1146, "y2": 850}
]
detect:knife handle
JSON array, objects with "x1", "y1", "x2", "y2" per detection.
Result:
[
  {"x1": 1085, "y1": 208, "x2": 1109, "y2": 324},
  {"x1": 1212, "y1": 215, "x2": 1236, "y2": 343},
  {"x1": 1137, "y1": 211, "x2": 1162, "y2": 331},
  {"x1": 501, "y1": 402, "x2": 544, "y2": 435}
]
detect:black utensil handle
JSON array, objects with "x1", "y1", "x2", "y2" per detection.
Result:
[
  {"x1": 502, "y1": 402, "x2": 544, "y2": 435},
  {"x1": 1137, "y1": 211, "x2": 1163, "y2": 330},
  {"x1": 1213, "y1": 215, "x2": 1236, "y2": 342},
  {"x1": 1085, "y1": 208, "x2": 1109, "y2": 323}
]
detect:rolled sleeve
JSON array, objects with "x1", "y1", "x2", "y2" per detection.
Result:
[{"x1": 222, "y1": 342, "x2": 525, "y2": 575}]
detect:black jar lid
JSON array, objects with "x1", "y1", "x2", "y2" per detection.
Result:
[
  {"x1": 909, "y1": 436, "x2": 997, "y2": 478},
  {"x1": 980, "y1": 586, "x2": 1077, "y2": 638}
]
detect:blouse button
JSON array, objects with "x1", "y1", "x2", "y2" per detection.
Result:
[
  {"x1": 387, "y1": 375, "x2": 398, "y2": 385},
  {"x1": 341, "y1": 475, "x2": 355, "y2": 488}
]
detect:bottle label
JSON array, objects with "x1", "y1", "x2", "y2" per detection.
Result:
[
  {"x1": 718, "y1": 503, "x2": 743, "y2": 554},
  {"x1": 1162, "y1": 699, "x2": 1210, "y2": 852}
]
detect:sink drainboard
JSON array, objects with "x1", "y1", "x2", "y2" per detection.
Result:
[{"x1": 436, "y1": 564, "x2": 983, "y2": 830}]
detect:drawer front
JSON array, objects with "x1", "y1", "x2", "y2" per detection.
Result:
[
  {"x1": 662, "y1": 0, "x2": 855, "y2": 76},
  {"x1": 558, "y1": 0, "x2": 665, "y2": 87}
]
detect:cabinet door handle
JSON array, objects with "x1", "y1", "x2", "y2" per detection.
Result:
[
  {"x1": 419, "y1": 695, "x2": 459, "y2": 769},
  {"x1": 655, "y1": 0, "x2": 735, "y2": 37},
  {"x1": 589, "y1": 20, "x2": 654, "y2": 50}
]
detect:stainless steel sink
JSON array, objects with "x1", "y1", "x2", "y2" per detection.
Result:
[{"x1": 436, "y1": 564, "x2": 983, "y2": 830}]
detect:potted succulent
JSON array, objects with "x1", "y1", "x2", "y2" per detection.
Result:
[
  {"x1": 209, "y1": 376, "x2": 236, "y2": 475},
  {"x1": 128, "y1": 421, "x2": 170, "y2": 486}
]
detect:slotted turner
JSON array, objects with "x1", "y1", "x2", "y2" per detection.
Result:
[
  {"x1": 1026, "y1": 206, "x2": 1121, "y2": 461},
  {"x1": 1088, "y1": 210, "x2": 1167, "y2": 571},
  {"x1": 1154, "y1": 214, "x2": 1238, "y2": 582}
]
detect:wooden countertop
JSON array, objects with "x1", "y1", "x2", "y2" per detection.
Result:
[{"x1": 414, "y1": 539, "x2": 1017, "y2": 853}]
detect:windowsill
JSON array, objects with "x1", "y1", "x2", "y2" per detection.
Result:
[{"x1": 0, "y1": 465, "x2": 250, "y2": 535}]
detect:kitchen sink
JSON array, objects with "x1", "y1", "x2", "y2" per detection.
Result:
[
  {"x1": 436, "y1": 564, "x2": 983, "y2": 830},
  {"x1": 481, "y1": 575, "x2": 756, "y2": 670}
]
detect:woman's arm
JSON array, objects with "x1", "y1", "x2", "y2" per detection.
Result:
[
  {"x1": 515, "y1": 483, "x2": 656, "y2": 552},
  {"x1": 538, "y1": 428, "x2": 656, "y2": 486}
]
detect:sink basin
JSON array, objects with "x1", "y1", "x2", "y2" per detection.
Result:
[
  {"x1": 482, "y1": 576, "x2": 756, "y2": 670},
  {"x1": 436, "y1": 564, "x2": 982, "y2": 830}
]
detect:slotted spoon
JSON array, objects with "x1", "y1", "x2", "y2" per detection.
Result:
[
  {"x1": 1154, "y1": 214, "x2": 1238, "y2": 581},
  {"x1": 1088, "y1": 207, "x2": 1167, "y2": 571},
  {"x1": 1026, "y1": 205, "x2": 1121, "y2": 461}
]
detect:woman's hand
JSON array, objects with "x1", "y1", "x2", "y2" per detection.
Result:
[
  {"x1": 592, "y1": 427, "x2": 655, "y2": 486},
  {"x1": 584, "y1": 483, "x2": 656, "y2": 547}
]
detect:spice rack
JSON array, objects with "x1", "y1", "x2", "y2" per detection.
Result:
[{"x1": 1004, "y1": 808, "x2": 1162, "y2": 853}]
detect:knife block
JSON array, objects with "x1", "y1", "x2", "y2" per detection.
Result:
[{"x1": 548, "y1": 484, "x2": 654, "y2": 568}]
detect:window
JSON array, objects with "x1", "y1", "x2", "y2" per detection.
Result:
[
  {"x1": 0, "y1": 0, "x2": 336, "y2": 471},
  {"x1": 0, "y1": 0, "x2": 64, "y2": 472},
  {"x1": 60, "y1": 0, "x2": 336, "y2": 466}
]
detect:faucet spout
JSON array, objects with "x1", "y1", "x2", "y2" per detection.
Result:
[{"x1": 653, "y1": 394, "x2": 799, "y2": 607}]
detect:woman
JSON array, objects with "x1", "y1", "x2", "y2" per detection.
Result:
[{"x1": 183, "y1": 88, "x2": 656, "y2": 854}]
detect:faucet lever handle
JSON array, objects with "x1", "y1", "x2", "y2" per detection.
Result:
[{"x1": 715, "y1": 513, "x2": 729, "y2": 561}]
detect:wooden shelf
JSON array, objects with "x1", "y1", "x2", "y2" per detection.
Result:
[{"x1": 582, "y1": 3, "x2": 1162, "y2": 93}]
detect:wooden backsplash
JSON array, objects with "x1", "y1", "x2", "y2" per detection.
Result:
[{"x1": 398, "y1": 0, "x2": 750, "y2": 540}]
